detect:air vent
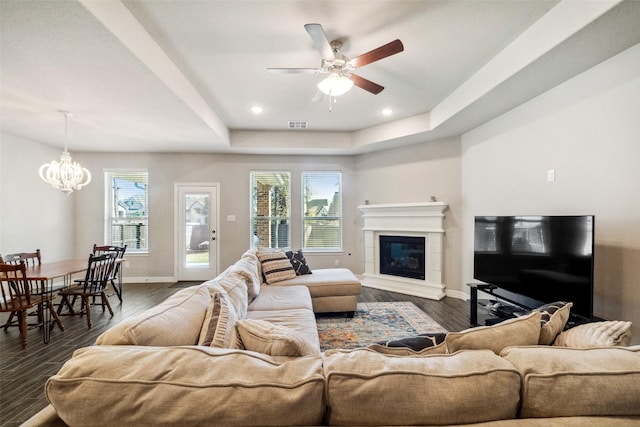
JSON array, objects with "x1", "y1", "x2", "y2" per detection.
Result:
[{"x1": 288, "y1": 120, "x2": 308, "y2": 129}]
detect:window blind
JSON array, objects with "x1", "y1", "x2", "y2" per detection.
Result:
[
  {"x1": 104, "y1": 170, "x2": 148, "y2": 252},
  {"x1": 302, "y1": 171, "x2": 342, "y2": 251}
]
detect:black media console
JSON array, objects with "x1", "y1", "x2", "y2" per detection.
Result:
[{"x1": 467, "y1": 283, "x2": 531, "y2": 327}]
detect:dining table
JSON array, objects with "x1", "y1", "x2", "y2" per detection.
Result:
[{"x1": 25, "y1": 259, "x2": 89, "y2": 344}]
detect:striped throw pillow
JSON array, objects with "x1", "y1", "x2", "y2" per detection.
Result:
[{"x1": 256, "y1": 250, "x2": 297, "y2": 284}]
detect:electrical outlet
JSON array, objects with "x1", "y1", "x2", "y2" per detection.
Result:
[
  {"x1": 547, "y1": 169, "x2": 556, "y2": 182},
  {"x1": 334, "y1": 259, "x2": 340, "y2": 266}
]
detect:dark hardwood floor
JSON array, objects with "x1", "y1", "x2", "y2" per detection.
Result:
[{"x1": 0, "y1": 282, "x2": 471, "y2": 427}]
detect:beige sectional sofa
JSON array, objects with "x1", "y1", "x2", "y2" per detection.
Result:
[{"x1": 24, "y1": 249, "x2": 640, "y2": 426}]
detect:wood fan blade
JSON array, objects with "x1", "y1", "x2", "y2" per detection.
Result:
[
  {"x1": 349, "y1": 39, "x2": 404, "y2": 69},
  {"x1": 304, "y1": 23, "x2": 335, "y2": 59},
  {"x1": 350, "y1": 74, "x2": 384, "y2": 94},
  {"x1": 267, "y1": 68, "x2": 321, "y2": 74}
]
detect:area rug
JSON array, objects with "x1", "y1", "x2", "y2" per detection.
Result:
[{"x1": 316, "y1": 302, "x2": 447, "y2": 351}]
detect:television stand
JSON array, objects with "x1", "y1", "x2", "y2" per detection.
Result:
[{"x1": 467, "y1": 283, "x2": 531, "y2": 327}]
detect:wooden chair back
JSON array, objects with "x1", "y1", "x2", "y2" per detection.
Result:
[
  {"x1": 93, "y1": 244, "x2": 127, "y2": 258},
  {"x1": 0, "y1": 262, "x2": 32, "y2": 312},
  {"x1": 92, "y1": 244, "x2": 127, "y2": 277},
  {"x1": 81, "y1": 253, "x2": 117, "y2": 294},
  {"x1": 2, "y1": 249, "x2": 41, "y2": 266}
]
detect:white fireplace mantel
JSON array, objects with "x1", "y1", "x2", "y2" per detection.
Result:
[{"x1": 359, "y1": 202, "x2": 448, "y2": 300}]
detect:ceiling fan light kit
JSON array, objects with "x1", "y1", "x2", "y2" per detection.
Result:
[
  {"x1": 317, "y1": 73, "x2": 354, "y2": 96},
  {"x1": 268, "y1": 23, "x2": 403, "y2": 110}
]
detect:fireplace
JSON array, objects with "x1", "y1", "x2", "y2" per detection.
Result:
[
  {"x1": 359, "y1": 202, "x2": 448, "y2": 300},
  {"x1": 379, "y1": 235, "x2": 425, "y2": 280}
]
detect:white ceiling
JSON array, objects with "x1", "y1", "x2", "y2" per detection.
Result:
[{"x1": 1, "y1": 0, "x2": 639, "y2": 155}]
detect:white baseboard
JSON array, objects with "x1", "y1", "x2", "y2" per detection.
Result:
[
  {"x1": 445, "y1": 289, "x2": 469, "y2": 300},
  {"x1": 123, "y1": 276, "x2": 176, "y2": 284}
]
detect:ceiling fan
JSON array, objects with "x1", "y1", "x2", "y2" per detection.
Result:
[{"x1": 268, "y1": 23, "x2": 404, "y2": 101}]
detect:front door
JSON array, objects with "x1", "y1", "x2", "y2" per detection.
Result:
[{"x1": 176, "y1": 184, "x2": 219, "y2": 281}]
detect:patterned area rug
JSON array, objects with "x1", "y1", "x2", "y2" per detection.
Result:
[{"x1": 316, "y1": 302, "x2": 447, "y2": 351}]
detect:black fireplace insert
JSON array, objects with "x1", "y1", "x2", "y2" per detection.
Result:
[{"x1": 379, "y1": 235, "x2": 425, "y2": 280}]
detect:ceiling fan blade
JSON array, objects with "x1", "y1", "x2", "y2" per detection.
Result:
[
  {"x1": 350, "y1": 74, "x2": 384, "y2": 94},
  {"x1": 304, "y1": 23, "x2": 335, "y2": 59},
  {"x1": 311, "y1": 90, "x2": 325, "y2": 102},
  {"x1": 349, "y1": 39, "x2": 404, "y2": 69},
  {"x1": 267, "y1": 68, "x2": 321, "y2": 74}
]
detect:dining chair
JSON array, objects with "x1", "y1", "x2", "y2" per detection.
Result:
[
  {"x1": 2, "y1": 249, "x2": 41, "y2": 266},
  {"x1": 0, "y1": 261, "x2": 65, "y2": 348},
  {"x1": 92, "y1": 244, "x2": 127, "y2": 302},
  {"x1": 57, "y1": 253, "x2": 118, "y2": 328},
  {"x1": 1, "y1": 249, "x2": 46, "y2": 331}
]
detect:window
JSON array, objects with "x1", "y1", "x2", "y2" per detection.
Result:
[
  {"x1": 250, "y1": 171, "x2": 290, "y2": 248},
  {"x1": 104, "y1": 170, "x2": 148, "y2": 252},
  {"x1": 302, "y1": 172, "x2": 342, "y2": 251}
]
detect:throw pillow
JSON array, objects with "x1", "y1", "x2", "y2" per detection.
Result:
[
  {"x1": 198, "y1": 292, "x2": 241, "y2": 348},
  {"x1": 533, "y1": 301, "x2": 573, "y2": 345},
  {"x1": 286, "y1": 249, "x2": 312, "y2": 275},
  {"x1": 553, "y1": 320, "x2": 632, "y2": 347},
  {"x1": 445, "y1": 311, "x2": 542, "y2": 354},
  {"x1": 369, "y1": 333, "x2": 447, "y2": 356},
  {"x1": 236, "y1": 319, "x2": 318, "y2": 356},
  {"x1": 256, "y1": 249, "x2": 297, "y2": 284}
]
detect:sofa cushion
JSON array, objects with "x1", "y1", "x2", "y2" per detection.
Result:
[
  {"x1": 46, "y1": 346, "x2": 326, "y2": 427},
  {"x1": 256, "y1": 249, "x2": 297, "y2": 284},
  {"x1": 445, "y1": 311, "x2": 541, "y2": 354},
  {"x1": 323, "y1": 348, "x2": 521, "y2": 425},
  {"x1": 230, "y1": 256, "x2": 262, "y2": 301},
  {"x1": 241, "y1": 247, "x2": 262, "y2": 280},
  {"x1": 95, "y1": 286, "x2": 210, "y2": 346},
  {"x1": 271, "y1": 268, "x2": 361, "y2": 298},
  {"x1": 202, "y1": 272, "x2": 249, "y2": 319},
  {"x1": 236, "y1": 319, "x2": 318, "y2": 356},
  {"x1": 553, "y1": 320, "x2": 633, "y2": 347},
  {"x1": 501, "y1": 346, "x2": 640, "y2": 418},
  {"x1": 368, "y1": 333, "x2": 447, "y2": 356},
  {"x1": 533, "y1": 301, "x2": 573, "y2": 345},
  {"x1": 198, "y1": 292, "x2": 241, "y2": 348},
  {"x1": 247, "y1": 285, "x2": 313, "y2": 312},
  {"x1": 285, "y1": 249, "x2": 312, "y2": 275},
  {"x1": 246, "y1": 308, "x2": 320, "y2": 351}
]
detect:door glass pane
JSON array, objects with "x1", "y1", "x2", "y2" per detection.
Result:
[{"x1": 185, "y1": 193, "x2": 209, "y2": 267}]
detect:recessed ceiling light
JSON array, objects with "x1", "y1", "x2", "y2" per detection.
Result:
[
  {"x1": 251, "y1": 106, "x2": 263, "y2": 114},
  {"x1": 382, "y1": 108, "x2": 393, "y2": 116}
]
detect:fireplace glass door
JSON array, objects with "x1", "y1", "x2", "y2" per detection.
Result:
[{"x1": 379, "y1": 235, "x2": 426, "y2": 280}]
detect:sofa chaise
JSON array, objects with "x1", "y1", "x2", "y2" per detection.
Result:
[{"x1": 23, "y1": 248, "x2": 640, "y2": 426}]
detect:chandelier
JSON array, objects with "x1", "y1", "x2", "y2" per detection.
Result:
[{"x1": 39, "y1": 111, "x2": 91, "y2": 194}]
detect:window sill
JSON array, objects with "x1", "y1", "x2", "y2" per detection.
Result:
[{"x1": 302, "y1": 249, "x2": 344, "y2": 255}]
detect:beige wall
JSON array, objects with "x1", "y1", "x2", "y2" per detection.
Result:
[
  {"x1": 71, "y1": 152, "x2": 359, "y2": 279},
  {"x1": 461, "y1": 44, "x2": 640, "y2": 344},
  {"x1": 354, "y1": 136, "x2": 464, "y2": 297},
  {"x1": 0, "y1": 133, "x2": 75, "y2": 261}
]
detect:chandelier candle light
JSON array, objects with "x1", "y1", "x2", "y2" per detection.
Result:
[{"x1": 39, "y1": 111, "x2": 91, "y2": 194}]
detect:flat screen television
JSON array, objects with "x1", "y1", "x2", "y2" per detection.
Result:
[{"x1": 474, "y1": 215, "x2": 594, "y2": 320}]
